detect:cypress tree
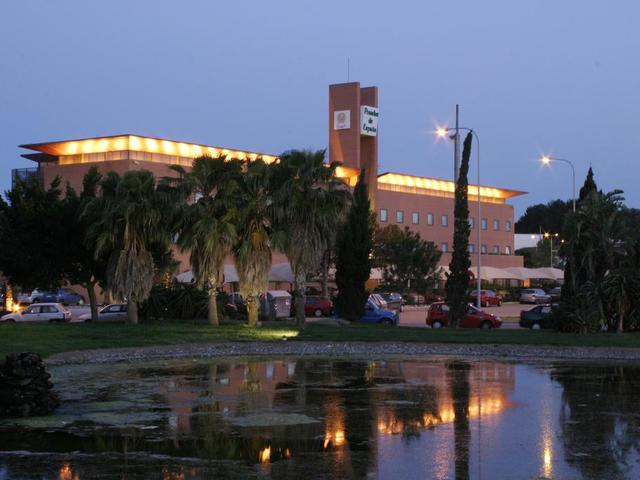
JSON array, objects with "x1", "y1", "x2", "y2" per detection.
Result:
[
  {"x1": 335, "y1": 170, "x2": 374, "y2": 321},
  {"x1": 445, "y1": 132, "x2": 473, "y2": 328}
]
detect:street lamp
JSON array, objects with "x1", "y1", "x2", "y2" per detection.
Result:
[
  {"x1": 543, "y1": 232, "x2": 559, "y2": 268},
  {"x1": 437, "y1": 126, "x2": 482, "y2": 309},
  {"x1": 540, "y1": 155, "x2": 576, "y2": 212}
]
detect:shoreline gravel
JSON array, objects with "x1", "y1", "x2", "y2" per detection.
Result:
[{"x1": 45, "y1": 341, "x2": 640, "y2": 366}]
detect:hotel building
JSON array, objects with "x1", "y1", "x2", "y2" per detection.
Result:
[{"x1": 14, "y1": 82, "x2": 525, "y2": 274}]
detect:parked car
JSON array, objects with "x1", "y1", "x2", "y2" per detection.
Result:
[
  {"x1": 292, "y1": 296, "x2": 333, "y2": 317},
  {"x1": 378, "y1": 292, "x2": 403, "y2": 312},
  {"x1": 469, "y1": 290, "x2": 502, "y2": 307},
  {"x1": 519, "y1": 289, "x2": 551, "y2": 304},
  {"x1": 19, "y1": 288, "x2": 85, "y2": 306},
  {"x1": 549, "y1": 287, "x2": 562, "y2": 302},
  {"x1": 519, "y1": 304, "x2": 559, "y2": 329},
  {"x1": 368, "y1": 293, "x2": 389, "y2": 310},
  {"x1": 423, "y1": 292, "x2": 444, "y2": 304},
  {"x1": 78, "y1": 303, "x2": 128, "y2": 322},
  {"x1": 1, "y1": 303, "x2": 71, "y2": 323},
  {"x1": 356, "y1": 299, "x2": 399, "y2": 325},
  {"x1": 426, "y1": 302, "x2": 502, "y2": 329}
]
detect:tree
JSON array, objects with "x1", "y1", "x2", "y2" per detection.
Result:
[
  {"x1": 374, "y1": 225, "x2": 441, "y2": 293},
  {"x1": 84, "y1": 170, "x2": 175, "y2": 324},
  {"x1": 334, "y1": 170, "x2": 374, "y2": 322},
  {"x1": 515, "y1": 199, "x2": 572, "y2": 234},
  {"x1": 0, "y1": 176, "x2": 69, "y2": 290},
  {"x1": 579, "y1": 166, "x2": 598, "y2": 201},
  {"x1": 233, "y1": 159, "x2": 277, "y2": 327},
  {"x1": 0, "y1": 170, "x2": 107, "y2": 322},
  {"x1": 445, "y1": 132, "x2": 472, "y2": 329},
  {"x1": 171, "y1": 156, "x2": 243, "y2": 326},
  {"x1": 560, "y1": 187, "x2": 626, "y2": 332},
  {"x1": 274, "y1": 150, "x2": 350, "y2": 328},
  {"x1": 62, "y1": 167, "x2": 109, "y2": 322}
]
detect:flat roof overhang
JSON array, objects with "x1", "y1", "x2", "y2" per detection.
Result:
[
  {"x1": 20, "y1": 134, "x2": 278, "y2": 163},
  {"x1": 378, "y1": 171, "x2": 527, "y2": 200}
]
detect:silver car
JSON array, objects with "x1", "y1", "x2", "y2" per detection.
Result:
[
  {"x1": 1, "y1": 303, "x2": 71, "y2": 322},
  {"x1": 519, "y1": 288, "x2": 551, "y2": 304},
  {"x1": 78, "y1": 303, "x2": 128, "y2": 322}
]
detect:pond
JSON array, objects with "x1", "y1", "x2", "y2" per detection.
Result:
[{"x1": 1, "y1": 356, "x2": 639, "y2": 479}]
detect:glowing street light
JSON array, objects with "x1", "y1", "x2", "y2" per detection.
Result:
[{"x1": 540, "y1": 155, "x2": 576, "y2": 212}]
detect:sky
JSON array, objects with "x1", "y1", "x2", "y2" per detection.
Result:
[{"x1": 1, "y1": 1, "x2": 639, "y2": 218}]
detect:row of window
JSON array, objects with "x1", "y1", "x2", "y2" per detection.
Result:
[
  {"x1": 440, "y1": 244, "x2": 512, "y2": 255},
  {"x1": 379, "y1": 209, "x2": 512, "y2": 232}
]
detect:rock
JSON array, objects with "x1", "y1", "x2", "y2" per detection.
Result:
[{"x1": 0, "y1": 352, "x2": 59, "y2": 418}]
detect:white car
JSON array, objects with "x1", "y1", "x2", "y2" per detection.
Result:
[
  {"x1": 78, "y1": 303, "x2": 128, "y2": 322},
  {"x1": 1, "y1": 303, "x2": 71, "y2": 322}
]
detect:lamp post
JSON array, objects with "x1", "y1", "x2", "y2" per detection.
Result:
[
  {"x1": 437, "y1": 126, "x2": 482, "y2": 309},
  {"x1": 540, "y1": 156, "x2": 576, "y2": 212},
  {"x1": 543, "y1": 232, "x2": 559, "y2": 268}
]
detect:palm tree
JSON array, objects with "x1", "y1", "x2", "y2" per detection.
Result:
[
  {"x1": 84, "y1": 170, "x2": 174, "y2": 324},
  {"x1": 274, "y1": 150, "x2": 350, "y2": 328},
  {"x1": 171, "y1": 156, "x2": 243, "y2": 326},
  {"x1": 233, "y1": 159, "x2": 277, "y2": 327}
]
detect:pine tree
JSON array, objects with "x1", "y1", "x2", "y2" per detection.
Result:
[
  {"x1": 335, "y1": 170, "x2": 373, "y2": 321},
  {"x1": 445, "y1": 132, "x2": 473, "y2": 328},
  {"x1": 578, "y1": 167, "x2": 598, "y2": 202}
]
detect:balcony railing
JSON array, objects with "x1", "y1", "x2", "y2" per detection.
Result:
[{"x1": 11, "y1": 168, "x2": 43, "y2": 188}]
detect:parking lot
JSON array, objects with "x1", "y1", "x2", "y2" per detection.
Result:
[{"x1": 400, "y1": 302, "x2": 531, "y2": 329}]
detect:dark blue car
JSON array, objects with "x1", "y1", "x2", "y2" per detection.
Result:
[
  {"x1": 25, "y1": 288, "x2": 85, "y2": 305},
  {"x1": 357, "y1": 299, "x2": 399, "y2": 325}
]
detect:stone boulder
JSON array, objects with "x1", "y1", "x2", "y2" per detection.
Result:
[{"x1": 0, "y1": 352, "x2": 59, "y2": 417}]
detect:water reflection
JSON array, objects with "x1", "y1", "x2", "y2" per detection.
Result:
[{"x1": 0, "y1": 358, "x2": 639, "y2": 479}]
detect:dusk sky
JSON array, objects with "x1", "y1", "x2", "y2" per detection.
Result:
[{"x1": 2, "y1": 1, "x2": 638, "y2": 217}]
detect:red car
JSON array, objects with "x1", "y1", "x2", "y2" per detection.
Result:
[
  {"x1": 426, "y1": 302, "x2": 502, "y2": 329},
  {"x1": 468, "y1": 290, "x2": 502, "y2": 307},
  {"x1": 291, "y1": 296, "x2": 333, "y2": 317}
]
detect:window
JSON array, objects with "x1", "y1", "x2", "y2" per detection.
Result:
[
  {"x1": 469, "y1": 217, "x2": 475, "y2": 228},
  {"x1": 380, "y1": 208, "x2": 388, "y2": 222},
  {"x1": 427, "y1": 213, "x2": 434, "y2": 225},
  {"x1": 25, "y1": 306, "x2": 41, "y2": 314},
  {"x1": 441, "y1": 242, "x2": 449, "y2": 253},
  {"x1": 396, "y1": 210, "x2": 404, "y2": 223},
  {"x1": 468, "y1": 244, "x2": 475, "y2": 253},
  {"x1": 493, "y1": 219, "x2": 500, "y2": 231},
  {"x1": 481, "y1": 218, "x2": 488, "y2": 230},
  {"x1": 441, "y1": 214, "x2": 448, "y2": 227},
  {"x1": 505, "y1": 245, "x2": 512, "y2": 255},
  {"x1": 412, "y1": 212, "x2": 419, "y2": 224},
  {"x1": 505, "y1": 220, "x2": 512, "y2": 232},
  {"x1": 493, "y1": 245, "x2": 500, "y2": 254},
  {"x1": 481, "y1": 244, "x2": 487, "y2": 254}
]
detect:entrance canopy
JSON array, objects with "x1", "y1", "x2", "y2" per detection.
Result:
[{"x1": 439, "y1": 266, "x2": 564, "y2": 281}]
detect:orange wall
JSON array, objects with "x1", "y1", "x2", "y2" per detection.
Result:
[{"x1": 376, "y1": 188, "x2": 523, "y2": 268}]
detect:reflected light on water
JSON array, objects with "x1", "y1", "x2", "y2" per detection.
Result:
[
  {"x1": 376, "y1": 396, "x2": 505, "y2": 436},
  {"x1": 59, "y1": 463, "x2": 80, "y2": 480},
  {"x1": 259, "y1": 445, "x2": 271, "y2": 463}
]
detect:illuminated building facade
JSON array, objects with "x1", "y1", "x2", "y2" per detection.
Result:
[{"x1": 15, "y1": 82, "x2": 525, "y2": 272}]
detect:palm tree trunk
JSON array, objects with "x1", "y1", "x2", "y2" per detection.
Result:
[
  {"x1": 247, "y1": 296, "x2": 259, "y2": 327},
  {"x1": 86, "y1": 279, "x2": 99, "y2": 322},
  {"x1": 128, "y1": 300, "x2": 139, "y2": 325},
  {"x1": 321, "y1": 251, "x2": 330, "y2": 299},
  {"x1": 208, "y1": 287, "x2": 219, "y2": 326},
  {"x1": 294, "y1": 269, "x2": 306, "y2": 329}
]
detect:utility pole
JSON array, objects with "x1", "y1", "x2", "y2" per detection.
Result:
[{"x1": 454, "y1": 104, "x2": 460, "y2": 181}]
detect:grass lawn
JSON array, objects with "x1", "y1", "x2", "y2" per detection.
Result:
[{"x1": 1, "y1": 320, "x2": 640, "y2": 359}]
